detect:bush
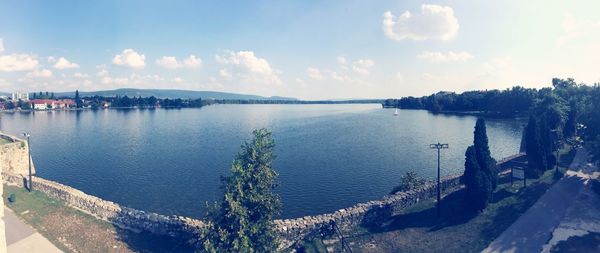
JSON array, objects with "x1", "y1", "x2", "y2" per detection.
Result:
[{"x1": 390, "y1": 171, "x2": 426, "y2": 195}]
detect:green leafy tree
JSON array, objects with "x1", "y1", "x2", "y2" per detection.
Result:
[{"x1": 202, "y1": 129, "x2": 281, "y2": 253}]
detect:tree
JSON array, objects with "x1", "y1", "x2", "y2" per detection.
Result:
[
  {"x1": 463, "y1": 119, "x2": 496, "y2": 211},
  {"x1": 202, "y1": 129, "x2": 281, "y2": 253},
  {"x1": 474, "y1": 118, "x2": 498, "y2": 189},
  {"x1": 75, "y1": 90, "x2": 83, "y2": 108},
  {"x1": 525, "y1": 116, "x2": 545, "y2": 177},
  {"x1": 390, "y1": 171, "x2": 426, "y2": 194},
  {"x1": 463, "y1": 146, "x2": 492, "y2": 211}
]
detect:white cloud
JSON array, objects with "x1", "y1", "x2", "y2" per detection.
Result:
[
  {"x1": 215, "y1": 50, "x2": 281, "y2": 84},
  {"x1": 219, "y1": 69, "x2": 233, "y2": 80},
  {"x1": 352, "y1": 59, "x2": 375, "y2": 75},
  {"x1": 112, "y1": 49, "x2": 146, "y2": 69},
  {"x1": 383, "y1": 4, "x2": 459, "y2": 41},
  {"x1": 306, "y1": 67, "x2": 324, "y2": 80},
  {"x1": 26, "y1": 69, "x2": 53, "y2": 78},
  {"x1": 557, "y1": 14, "x2": 600, "y2": 47},
  {"x1": 417, "y1": 51, "x2": 473, "y2": 62},
  {"x1": 0, "y1": 53, "x2": 39, "y2": 71},
  {"x1": 53, "y1": 57, "x2": 80, "y2": 69},
  {"x1": 0, "y1": 38, "x2": 4, "y2": 54},
  {"x1": 156, "y1": 55, "x2": 202, "y2": 69},
  {"x1": 73, "y1": 72, "x2": 89, "y2": 78},
  {"x1": 173, "y1": 77, "x2": 184, "y2": 83}
]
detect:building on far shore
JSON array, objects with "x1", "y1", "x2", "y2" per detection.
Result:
[
  {"x1": 10, "y1": 92, "x2": 29, "y2": 101},
  {"x1": 30, "y1": 99, "x2": 75, "y2": 110}
]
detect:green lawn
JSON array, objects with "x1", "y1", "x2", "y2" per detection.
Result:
[
  {"x1": 3, "y1": 184, "x2": 195, "y2": 253},
  {"x1": 298, "y1": 149, "x2": 576, "y2": 253}
]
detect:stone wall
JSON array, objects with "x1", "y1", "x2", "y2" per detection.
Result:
[
  {"x1": 0, "y1": 133, "x2": 36, "y2": 175},
  {"x1": 2, "y1": 172, "x2": 205, "y2": 239},
  {"x1": 1, "y1": 171, "x2": 461, "y2": 249},
  {"x1": 0, "y1": 147, "x2": 525, "y2": 250},
  {"x1": 273, "y1": 174, "x2": 463, "y2": 248}
]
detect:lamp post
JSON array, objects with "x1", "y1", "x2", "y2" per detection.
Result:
[
  {"x1": 551, "y1": 129, "x2": 562, "y2": 175},
  {"x1": 429, "y1": 142, "x2": 449, "y2": 218},
  {"x1": 22, "y1": 133, "x2": 32, "y2": 192}
]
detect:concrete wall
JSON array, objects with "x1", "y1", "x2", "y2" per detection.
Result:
[{"x1": 0, "y1": 133, "x2": 36, "y2": 176}]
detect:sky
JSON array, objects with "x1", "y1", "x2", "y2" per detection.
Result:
[{"x1": 0, "y1": 0, "x2": 599, "y2": 100}]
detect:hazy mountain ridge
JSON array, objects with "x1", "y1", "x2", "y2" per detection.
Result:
[{"x1": 14, "y1": 88, "x2": 298, "y2": 100}]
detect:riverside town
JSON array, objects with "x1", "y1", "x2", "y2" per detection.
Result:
[{"x1": 0, "y1": 1, "x2": 599, "y2": 253}]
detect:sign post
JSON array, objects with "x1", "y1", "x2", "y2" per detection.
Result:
[{"x1": 511, "y1": 167, "x2": 526, "y2": 188}]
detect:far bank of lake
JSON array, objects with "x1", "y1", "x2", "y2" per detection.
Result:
[{"x1": 0, "y1": 104, "x2": 525, "y2": 218}]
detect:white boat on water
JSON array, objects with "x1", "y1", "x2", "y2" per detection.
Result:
[{"x1": 394, "y1": 108, "x2": 399, "y2": 116}]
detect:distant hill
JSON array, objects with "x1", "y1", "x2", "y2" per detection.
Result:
[{"x1": 47, "y1": 88, "x2": 297, "y2": 100}]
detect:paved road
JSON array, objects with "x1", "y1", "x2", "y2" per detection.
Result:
[
  {"x1": 482, "y1": 148, "x2": 596, "y2": 253},
  {"x1": 3, "y1": 207, "x2": 62, "y2": 253}
]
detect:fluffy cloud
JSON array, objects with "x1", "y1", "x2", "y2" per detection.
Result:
[
  {"x1": 26, "y1": 69, "x2": 53, "y2": 78},
  {"x1": 383, "y1": 4, "x2": 459, "y2": 41},
  {"x1": 73, "y1": 72, "x2": 89, "y2": 78},
  {"x1": 352, "y1": 59, "x2": 375, "y2": 75},
  {"x1": 557, "y1": 14, "x2": 600, "y2": 47},
  {"x1": 112, "y1": 49, "x2": 146, "y2": 69},
  {"x1": 0, "y1": 53, "x2": 39, "y2": 71},
  {"x1": 156, "y1": 55, "x2": 202, "y2": 69},
  {"x1": 53, "y1": 57, "x2": 80, "y2": 69},
  {"x1": 306, "y1": 67, "x2": 324, "y2": 80},
  {"x1": 215, "y1": 50, "x2": 281, "y2": 84},
  {"x1": 417, "y1": 51, "x2": 473, "y2": 62}
]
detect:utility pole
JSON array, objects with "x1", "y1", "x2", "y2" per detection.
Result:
[
  {"x1": 429, "y1": 143, "x2": 449, "y2": 218},
  {"x1": 22, "y1": 133, "x2": 32, "y2": 191}
]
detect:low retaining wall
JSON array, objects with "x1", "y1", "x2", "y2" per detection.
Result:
[
  {"x1": 274, "y1": 173, "x2": 462, "y2": 247},
  {"x1": 2, "y1": 152, "x2": 525, "y2": 249},
  {"x1": 1, "y1": 171, "x2": 461, "y2": 248},
  {"x1": 1, "y1": 172, "x2": 205, "y2": 239}
]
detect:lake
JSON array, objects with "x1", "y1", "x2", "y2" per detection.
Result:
[{"x1": 0, "y1": 104, "x2": 525, "y2": 219}]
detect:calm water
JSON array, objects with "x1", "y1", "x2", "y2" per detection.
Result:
[{"x1": 0, "y1": 105, "x2": 524, "y2": 218}]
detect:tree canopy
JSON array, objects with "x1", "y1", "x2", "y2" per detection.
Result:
[{"x1": 202, "y1": 129, "x2": 281, "y2": 253}]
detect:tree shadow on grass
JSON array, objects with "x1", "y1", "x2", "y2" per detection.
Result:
[
  {"x1": 490, "y1": 188, "x2": 514, "y2": 204},
  {"x1": 480, "y1": 181, "x2": 552, "y2": 240},
  {"x1": 112, "y1": 209, "x2": 198, "y2": 253},
  {"x1": 363, "y1": 188, "x2": 479, "y2": 234},
  {"x1": 114, "y1": 228, "x2": 196, "y2": 253}
]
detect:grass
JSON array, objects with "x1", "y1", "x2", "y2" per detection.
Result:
[
  {"x1": 3, "y1": 184, "x2": 195, "y2": 253},
  {"x1": 299, "y1": 148, "x2": 576, "y2": 253}
]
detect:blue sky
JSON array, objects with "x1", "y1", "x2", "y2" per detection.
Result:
[{"x1": 1, "y1": 0, "x2": 599, "y2": 99}]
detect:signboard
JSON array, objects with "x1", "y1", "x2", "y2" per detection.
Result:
[{"x1": 512, "y1": 168, "x2": 525, "y2": 179}]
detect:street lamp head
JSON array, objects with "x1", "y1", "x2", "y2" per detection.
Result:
[
  {"x1": 429, "y1": 143, "x2": 449, "y2": 149},
  {"x1": 22, "y1": 132, "x2": 30, "y2": 138}
]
